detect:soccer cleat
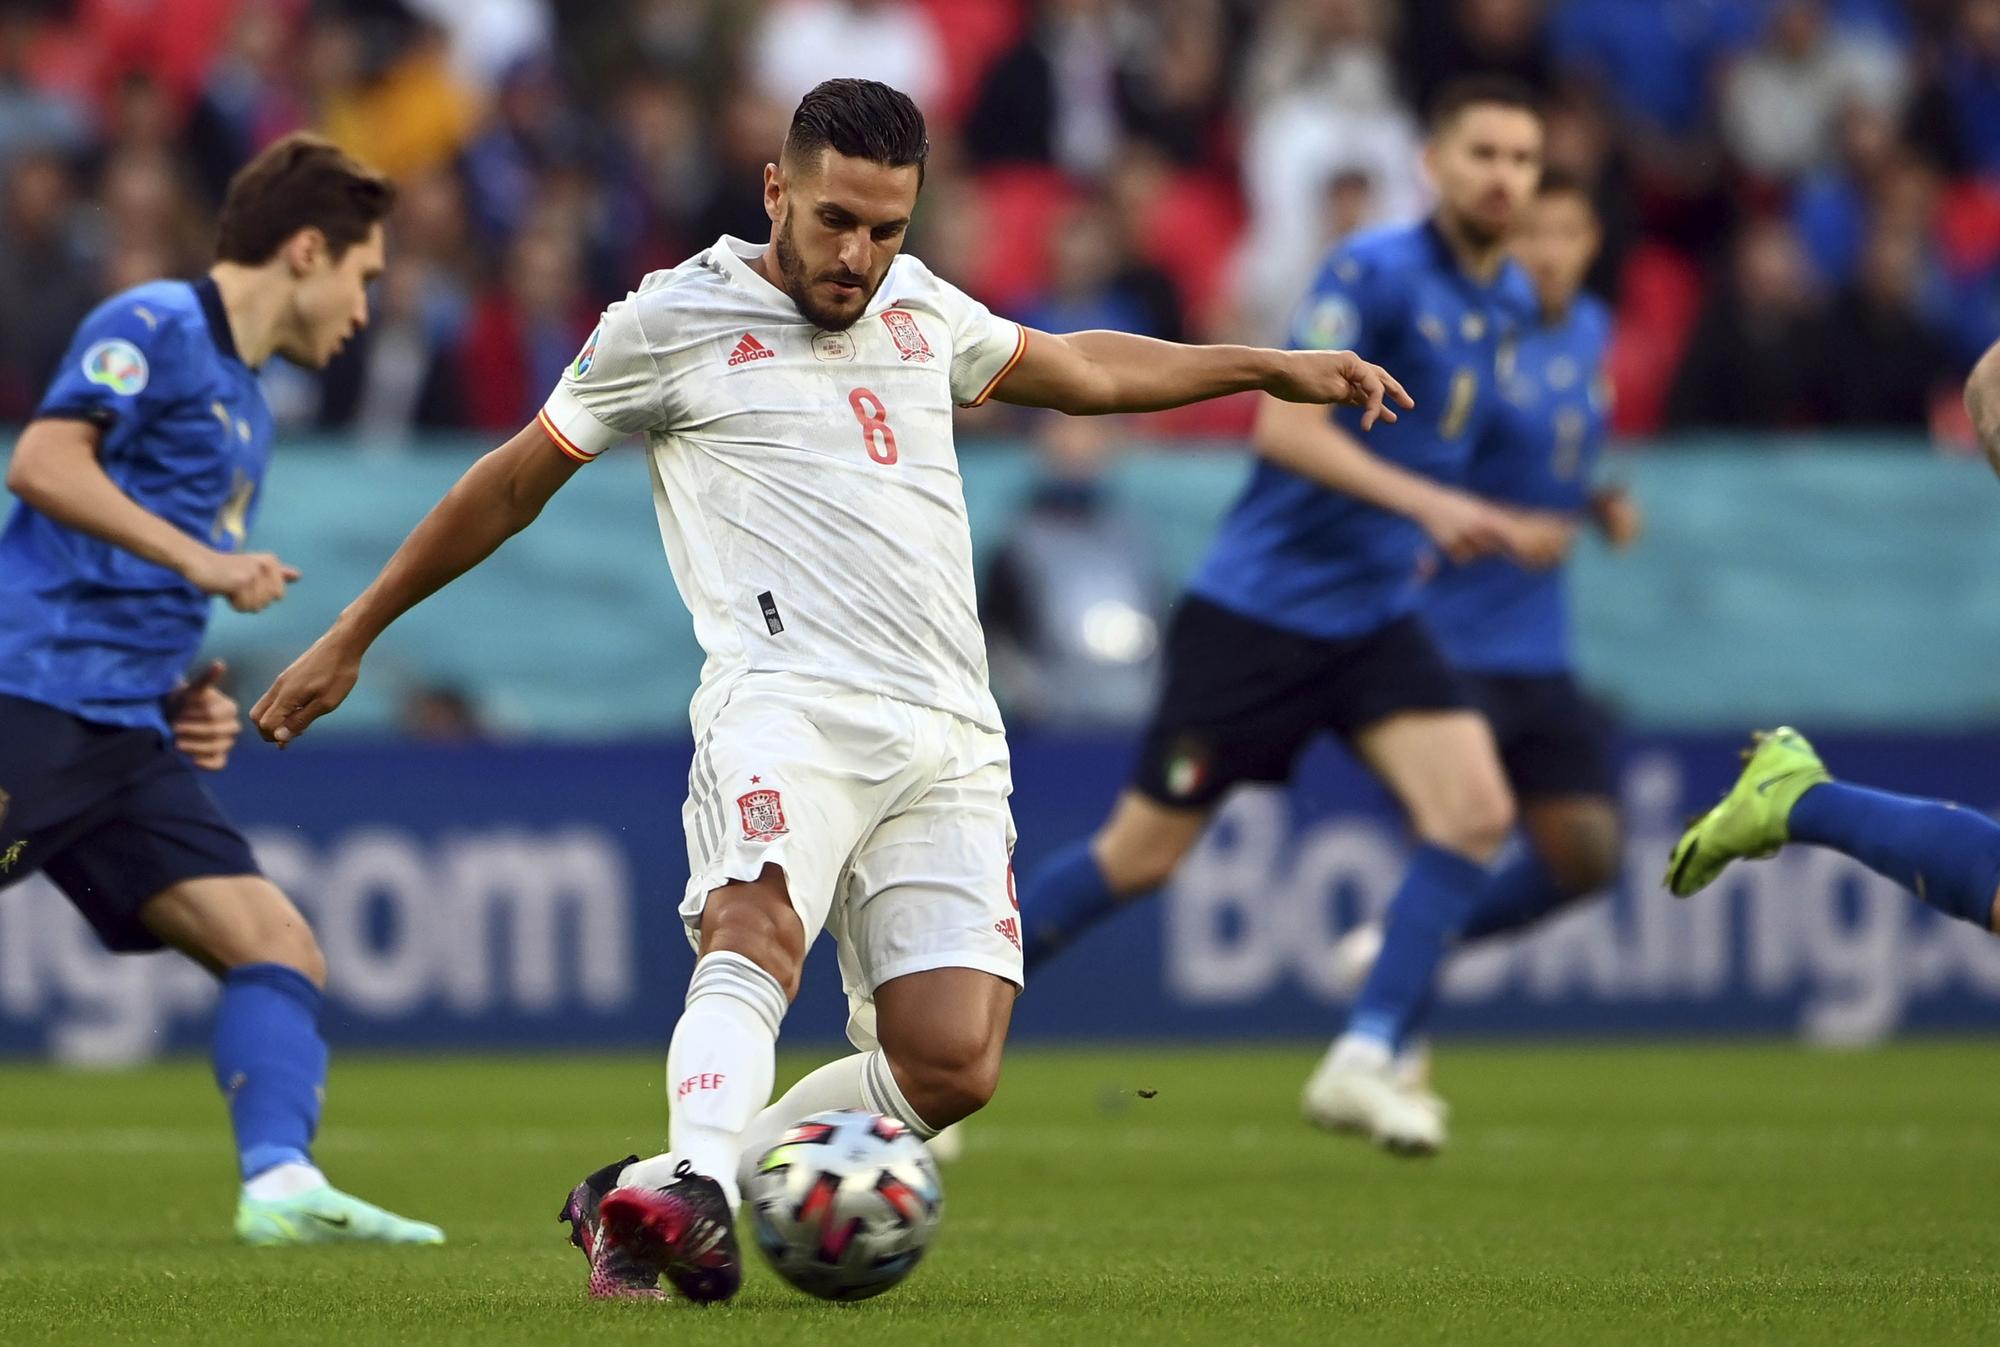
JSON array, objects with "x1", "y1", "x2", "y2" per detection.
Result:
[
  {"x1": 1301, "y1": 1054, "x2": 1447, "y2": 1156},
  {"x1": 558, "y1": 1154, "x2": 666, "y2": 1300},
  {"x1": 594, "y1": 1161, "x2": 742, "y2": 1305},
  {"x1": 235, "y1": 1184, "x2": 445, "y2": 1247},
  {"x1": 1666, "y1": 727, "x2": 1831, "y2": 899}
]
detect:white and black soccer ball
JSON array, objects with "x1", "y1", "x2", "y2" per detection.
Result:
[{"x1": 745, "y1": 1108, "x2": 943, "y2": 1301}]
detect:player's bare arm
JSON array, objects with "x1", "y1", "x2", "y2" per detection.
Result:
[
  {"x1": 993, "y1": 328, "x2": 1414, "y2": 428},
  {"x1": 1251, "y1": 395, "x2": 1528, "y2": 564},
  {"x1": 250, "y1": 420, "x2": 583, "y2": 743},
  {"x1": 6, "y1": 418, "x2": 299, "y2": 612},
  {"x1": 1967, "y1": 337, "x2": 2000, "y2": 476}
]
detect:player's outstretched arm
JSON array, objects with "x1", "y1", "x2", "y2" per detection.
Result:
[
  {"x1": 6, "y1": 419, "x2": 299, "y2": 612},
  {"x1": 1253, "y1": 396, "x2": 1527, "y2": 564},
  {"x1": 991, "y1": 328, "x2": 1413, "y2": 427},
  {"x1": 1967, "y1": 338, "x2": 2000, "y2": 477},
  {"x1": 250, "y1": 421, "x2": 583, "y2": 744}
]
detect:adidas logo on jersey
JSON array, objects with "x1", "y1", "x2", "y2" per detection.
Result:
[{"x1": 726, "y1": 332, "x2": 775, "y2": 367}]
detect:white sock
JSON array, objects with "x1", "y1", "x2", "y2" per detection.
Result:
[
  {"x1": 243, "y1": 1161, "x2": 327, "y2": 1201},
  {"x1": 647, "y1": 951, "x2": 787, "y2": 1208},
  {"x1": 733, "y1": 1054, "x2": 870, "y2": 1194},
  {"x1": 1327, "y1": 1032, "x2": 1393, "y2": 1074},
  {"x1": 728, "y1": 1049, "x2": 943, "y2": 1194},
  {"x1": 858, "y1": 1048, "x2": 937, "y2": 1140}
]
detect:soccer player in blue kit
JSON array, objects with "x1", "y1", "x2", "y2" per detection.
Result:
[
  {"x1": 1336, "y1": 169, "x2": 1643, "y2": 1090},
  {"x1": 1016, "y1": 77, "x2": 1568, "y2": 1154},
  {"x1": 0, "y1": 134, "x2": 442, "y2": 1244}
]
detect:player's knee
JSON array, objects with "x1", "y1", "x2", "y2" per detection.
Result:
[
  {"x1": 893, "y1": 1033, "x2": 1003, "y2": 1130},
  {"x1": 1093, "y1": 806, "x2": 1204, "y2": 896},
  {"x1": 1098, "y1": 840, "x2": 1182, "y2": 898},
  {"x1": 1533, "y1": 806, "x2": 1624, "y2": 897},
  {"x1": 281, "y1": 928, "x2": 328, "y2": 988},
  {"x1": 1420, "y1": 785, "x2": 1515, "y2": 859},
  {"x1": 1553, "y1": 827, "x2": 1622, "y2": 897},
  {"x1": 191, "y1": 875, "x2": 328, "y2": 979}
]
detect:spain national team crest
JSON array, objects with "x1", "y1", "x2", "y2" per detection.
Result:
[
  {"x1": 879, "y1": 309, "x2": 933, "y2": 363},
  {"x1": 738, "y1": 787, "x2": 788, "y2": 841}
]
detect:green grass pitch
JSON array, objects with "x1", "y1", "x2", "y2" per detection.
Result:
[{"x1": 2, "y1": 1042, "x2": 1996, "y2": 1346}]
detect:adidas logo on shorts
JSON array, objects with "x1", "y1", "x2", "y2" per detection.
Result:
[{"x1": 726, "y1": 332, "x2": 775, "y2": 367}]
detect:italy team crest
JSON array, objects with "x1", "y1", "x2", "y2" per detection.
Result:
[
  {"x1": 880, "y1": 309, "x2": 933, "y2": 363},
  {"x1": 738, "y1": 788, "x2": 788, "y2": 841}
]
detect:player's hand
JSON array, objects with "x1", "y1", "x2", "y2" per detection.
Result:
[
  {"x1": 1590, "y1": 485, "x2": 1644, "y2": 551},
  {"x1": 1416, "y1": 490, "x2": 1520, "y2": 563},
  {"x1": 167, "y1": 659, "x2": 240, "y2": 771},
  {"x1": 251, "y1": 637, "x2": 362, "y2": 747},
  {"x1": 1267, "y1": 350, "x2": 1416, "y2": 430},
  {"x1": 183, "y1": 548, "x2": 301, "y2": 613},
  {"x1": 1503, "y1": 509, "x2": 1581, "y2": 570}
]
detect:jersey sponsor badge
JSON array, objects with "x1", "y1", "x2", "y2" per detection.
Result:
[
  {"x1": 738, "y1": 787, "x2": 789, "y2": 841},
  {"x1": 82, "y1": 338, "x2": 149, "y2": 396},
  {"x1": 573, "y1": 323, "x2": 601, "y2": 377},
  {"x1": 880, "y1": 308, "x2": 933, "y2": 363},
  {"x1": 1299, "y1": 295, "x2": 1359, "y2": 352}
]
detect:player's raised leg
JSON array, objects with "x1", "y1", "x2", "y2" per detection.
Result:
[
  {"x1": 1668, "y1": 728, "x2": 2000, "y2": 932},
  {"x1": 1303, "y1": 709, "x2": 1513, "y2": 1153},
  {"x1": 138, "y1": 876, "x2": 444, "y2": 1245},
  {"x1": 1018, "y1": 790, "x2": 1210, "y2": 969}
]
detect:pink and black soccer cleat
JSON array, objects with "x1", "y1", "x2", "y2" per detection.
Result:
[
  {"x1": 594, "y1": 1160, "x2": 742, "y2": 1305},
  {"x1": 558, "y1": 1154, "x2": 666, "y2": 1300}
]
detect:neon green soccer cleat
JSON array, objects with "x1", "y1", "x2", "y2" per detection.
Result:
[
  {"x1": 1665, "y1": 726, "x2": 1832, "y2": 898},
  {"x1": 236, "y1": 1184, "x2": 446, "y2": 1247}
]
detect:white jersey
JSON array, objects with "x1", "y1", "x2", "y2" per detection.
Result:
[{"x1": 537, "y1": 236, "x2": 1027, "y2": 733}]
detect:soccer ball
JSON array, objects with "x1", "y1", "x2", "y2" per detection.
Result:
[{"x1": 745, "y1": 1108, "x2": 943, "y2": 1301}]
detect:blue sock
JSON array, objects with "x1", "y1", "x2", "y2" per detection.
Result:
[
  {"x1": 1020, "y1": 839, "x2": 1124, "y2": 972},
  {"x1": 1347, "y1": 844, "x2": 1491, "y2": 1048},
  {"x1": 213, "y1": 963, "x2": 328, "y2": 1182},
  {"x1": 1789, "y1": 783, "x2": 2000, "y2": 929},
  {"x1": 1461, "y1": 853, "x2": 1572, "y2": 943}
]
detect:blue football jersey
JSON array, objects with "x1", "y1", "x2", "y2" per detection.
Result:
[
  {"x1": 1187, "y1": 221, "x2": 1536, "y2": 639},
  {"x1": 1423, "y1": 294, "x2": 1614, "y2": 674},
  {"x1": 0, "y1": 279, "x2": 273, "y2": 732}
]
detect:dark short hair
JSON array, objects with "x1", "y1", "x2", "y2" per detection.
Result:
[
  {"x1": 1428, "y1": 74, "x2": 1543, "y2": 135},
  {"x1": 215, "y1": 133, "x2": 396, "y2": 265},
  {"x1": 1536, "y1": 165, "x2": 1595, "y2": 204},
  {"x1": 782, "y1": 78, "x2": 929, "y2": 181}
]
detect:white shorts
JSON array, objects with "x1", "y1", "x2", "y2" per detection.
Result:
[{"x1": 680, "y1": 673, "x2": 1022, "y2": 1048}]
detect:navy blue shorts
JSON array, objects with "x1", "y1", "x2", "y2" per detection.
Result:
[
  {"x1": 0, "y1": 693, "x2": 260, "y2": 952},
  {"x1": 1133, "y1": 597, "x2": 1470, "y2": 809},
  {"x1": 1461, "y1": 671, "x2": 1616, "y2": 802}
]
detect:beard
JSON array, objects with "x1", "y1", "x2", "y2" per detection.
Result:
[{"x1": 774, "y1": 212, "x2": 879, "y2": 331}]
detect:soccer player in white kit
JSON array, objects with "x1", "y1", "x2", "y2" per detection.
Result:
[{"x1": 251, "y1": 79, "x2": 1411, "y2": 1303}]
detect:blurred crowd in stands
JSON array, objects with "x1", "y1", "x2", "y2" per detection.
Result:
[{"x1": 1, "y1": 0, "x2": 1997, "y2": 443}]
